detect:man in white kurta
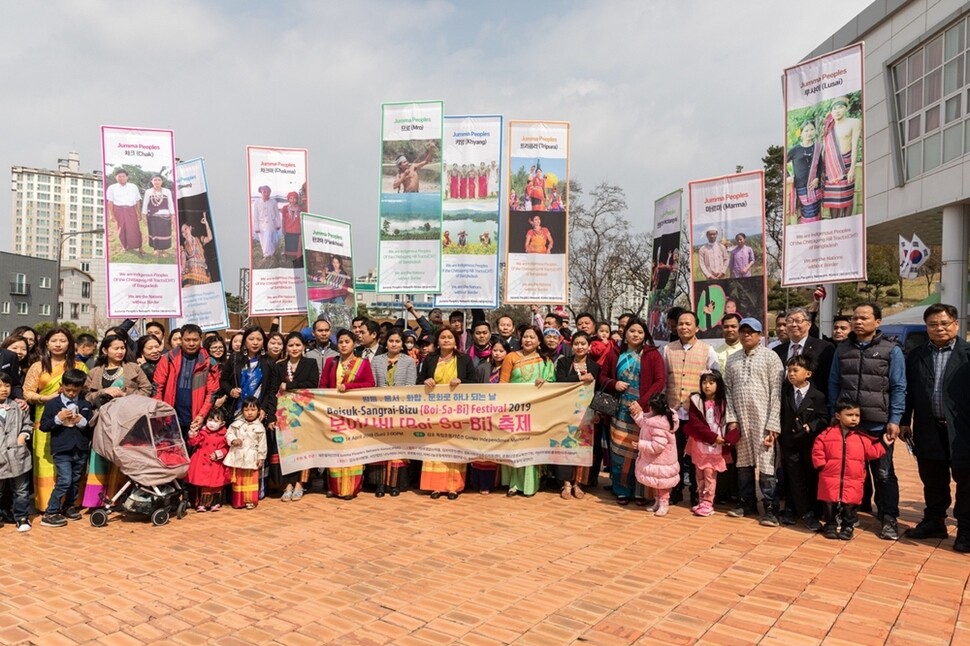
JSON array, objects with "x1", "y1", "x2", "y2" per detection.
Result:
[
  {"x1": 724, "y1": 317, "x2": 783, "y2": 526},
  {"x1": 252, "y1": 185, "x2": 280, "y2": 258},
  {"x1": 698, "y1": 227, "x2": 729, "y2": 280}
]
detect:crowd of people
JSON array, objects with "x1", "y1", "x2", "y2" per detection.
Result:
[{"x1": 0, "y1": 301, "x2": 966, "y2": 553}]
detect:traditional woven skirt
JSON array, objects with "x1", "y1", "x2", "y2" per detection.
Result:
[{"x1": 230, "y1": 468, "x2": 260, "y2": 507}]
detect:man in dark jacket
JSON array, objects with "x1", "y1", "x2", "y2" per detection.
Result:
[
  {"x1": 901, "y1": 303, "x2": 970, "y2": 552},
  {"x1": 828, "y1": 302, "x2": 906, "y2": 540},
  {"x1": 773, "y1": 306, "x2": 835, "y2": 398}
]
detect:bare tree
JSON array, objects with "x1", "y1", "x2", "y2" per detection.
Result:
[
  {"x1": 919, "y1": 253, "x2": 942, "y2": 297},
  {"x1": 567, "y1": 182, "x2": 630, "y2": 321}
]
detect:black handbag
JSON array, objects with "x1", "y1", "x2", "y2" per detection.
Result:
[{"x1": 589, "y1": 391, "x2": 619, "y2": 416}]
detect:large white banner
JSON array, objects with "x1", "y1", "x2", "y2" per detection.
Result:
[
  {"x1": 688, "y1": 171, "x2": 767, "y2": 340},
  {"x1": 504, "y1": 121, "x2": 570, "y2": 304},
  {"x1": 782, "y1": 43, "x2": 866, "y2": 285},
  {"x1": 101, "y1": 126, "x2": 182, "y2": 318},
  {"x1": 302, "y1": 213, "x2": 355, "y2": 333},
  {"x1": 436, "y1": 115, "x2": 502, "y2": 308},
  {"x1": 378, "y1": 101, "x2": 444, "y2": 293},
  {"x1": 172, "y1": 158, "x2": 228, "y2": 331},
  {"x1": 247, "y1": 146, "x2": 309, "y2": 316}
]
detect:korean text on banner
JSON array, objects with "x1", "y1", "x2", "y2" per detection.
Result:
[
  {"x1": 302, "y1": 213, "x2": 355, "y2": 332},
  {"x1": 378, "y1": 101, "x2": 444, "y2": 293},
  {"x1": 247, "y1": 146, "x2": 309, "y2": 316},
  {"x1": 782, "y1": 43, "x2": 866, "y2": 285},
  {"x1": 275, "y1": 382, "x2": 594, "y2": 473},
  {"x1": 504, "y1": 121, "x2": 570, "y2": 304},
  {"x1": 101, "y1": 126, "x2": 182, "y2": 318}
]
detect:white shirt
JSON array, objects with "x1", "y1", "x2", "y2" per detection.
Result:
[{"x1": 106, "y1": 182, "x2": 141, "y2": 207}]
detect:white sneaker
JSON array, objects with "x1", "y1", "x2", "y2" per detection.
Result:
[{"x1": 17, "y1": 520, "x2": 31, "y2": 533}]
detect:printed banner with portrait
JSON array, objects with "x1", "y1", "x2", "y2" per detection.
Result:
[
  {"x1": 101, "y1": 126, "x2": 182, "y2": 318},
  {"x1": 782, "y1": 43, "x2": 866, "y2": 285},
  {"x1": 302, "y1": 213, "x2": 354, "y2": 333},
  {"x1": 247, "y1": 146, "x2": 309, "y2": 316},
  {"x1": 171, "y1": 158, "x2": 228, "y2": 332},
  {"x1": 504, "y1": 121, "x2": 570, "y2": 304},
  {"x1": 275, "y1": 382, "x2": 593, "y2": 473},
  {"x1": 378, "y1": 101, "x2": 444, "y2": 293},
  {"x1": 435, "y1": 115, "x2": 503, "y2": 308},
  {"x1": 688, "y1": 171, "x2": 767, "y2": 340},
  {"x1": 646, "y1": 189, "x2": 683, "y2": 343}
]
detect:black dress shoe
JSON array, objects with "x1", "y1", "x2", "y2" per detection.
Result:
[
  {"x1": 954, "y1": 533, "x2": 970, "y2": 553},
  {"x1": 389, "y1": 487, "x2": 400, "y2": 497},
  {"x1": 822, "y1": 523, "x2": 839, "y2": 540},
  {"x1": 904, "y1": 519, "x2": 948, "y2": 540},
  {"x1": 430, "y1": 491, "x2": 442, "y2": 499},
  {"x1": 838, "y1": 525, "x2": 855, "y2": 541},
  {"x1": 447, "y1": 492, "x2": 459, "y2": 500},
  {"x1": 779, "y1": 509, "x2": 796, "y2": 526}
]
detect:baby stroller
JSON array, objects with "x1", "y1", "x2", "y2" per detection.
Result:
[{"x1": 89, "y1": 395, "x2": 190, "y2": 527}]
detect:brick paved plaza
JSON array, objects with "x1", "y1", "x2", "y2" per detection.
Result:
[{"x1": 1, "y1": 451, "x2": 966, "y2": 645}]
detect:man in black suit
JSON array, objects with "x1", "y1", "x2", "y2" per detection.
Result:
[
  {"x1": 354, "y1": 319, "x2": 387, "y2": 361},
  {"x1": 38, "y1": 369, "x2": 94, "y2": 528},
  {"x1": 773, "y1": 307, "x2": 834, "y2": 397},
  {"x1": 901, "y1": 303, "x2": 970, "y2": 552}
]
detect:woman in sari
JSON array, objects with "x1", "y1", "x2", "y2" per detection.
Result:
[
  {"x1": 500, "y1": 325, "x2": 555, "y2": 496},
  {"x1": 319, "y1": 329, "x2": 376, "y2": 499},
  {"x1": 553, "y1": 331, "x2": 599, "y2": 499},
  {"x1": 23, "y1": 327, "x2": 87, "y2": 511},
  {"x1": 603, "y1": 318, "x2": 666, "y2": 505},
  {"x1": 469, "y1": 339, "x2": 510, "y2": 494},
  {"x1": 276, "y1": 332, "x2": 319, "y2": 502},
  {"x1": 221, "y1": 326, "x2": 280, "y2": 497},
  {"x1": 418, "y1": 327, "x2": 477, "y2": 499},
  {"x1": 81, "y1": 335, "x2": 152, "y2": 506},
  {"x1": 370, "y1": 328, "x2": 417, "y2": 496}
]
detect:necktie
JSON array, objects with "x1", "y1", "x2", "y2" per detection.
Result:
[
  {"x1": 791, "y1": 343, "x2": 801, "y2": 358},
  {"x1": 364, "y1": 349, "x2": 372, "y2": 360},
  {"x1": 794, "y1": 390, "x2": 803, "y2": 408}
]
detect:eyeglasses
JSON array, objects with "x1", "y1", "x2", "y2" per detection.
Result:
[
  {"x1": 786, "y1": 318, "x2": 808, "y2": 325},
  {"x1": 927, "y1": 320, "x2": 957, "y2": 329}
]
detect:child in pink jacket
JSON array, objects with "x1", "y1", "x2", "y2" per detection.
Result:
[{"x1": 632, "y1": 393, "x2": 680, "y2": 516}]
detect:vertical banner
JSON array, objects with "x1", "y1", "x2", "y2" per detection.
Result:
[
  {"x1": 688, "y1": 171, "x2": 767, "y2": 340},
  {"x1": 646, "y1": 190, "x2": 682, "y2": 343},
  {"x1": 782, "y1": 43, "x2": 866, "y2": 285},
  {"x1": 504, "y1": 121, "x2": 570, "y2": 304},
  {"x1": 435, "y1": 115, "x2": 503, "y2": 308},
  {"x1": 101, "y1": 126, "x2": 182, "y2": 318},
  {"x1": 247, "y1": 146, "x2": 309, "y2": 316},
  {"x1": 378, "y1": 101, "x2": 444, "y2": 293},
  {"x1": 172, "y1": 158, "x2": 228, "y2": 331},
  {"x1": 302, "y1": 213, "x2": 355, "y2": 332}
]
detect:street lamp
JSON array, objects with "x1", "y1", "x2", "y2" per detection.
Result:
[{"x1": 53, "y1": 227, "x2": 104, "y2": 325}]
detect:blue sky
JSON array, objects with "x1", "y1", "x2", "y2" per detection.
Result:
[{"x1": 1, "y1": 0, "x2": 871, "y2": 291}]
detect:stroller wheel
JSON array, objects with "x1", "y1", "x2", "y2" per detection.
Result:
[
  {"x1": 175, "y1": 500, "x2": 188, "y2": 520},
  {"x1": 90, "y1": 509, "x2": 109, "y2": 528},
  {"x1": 150, "y1": 508, "x2": 170, "y2": 526}
]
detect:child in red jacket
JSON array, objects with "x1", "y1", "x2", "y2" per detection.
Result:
[{"x1": 812, "y1": 398, "x2": 892, "y2": 540}]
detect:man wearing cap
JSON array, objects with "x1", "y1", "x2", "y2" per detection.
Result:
[
  {"x1": 106, "y1": 169, "x2": 143, "y2": 255},
  {"x1": 698, "y1": 227, "x2": 729, "y2": 281},
  {"x1": 252, "y1": 185, "x2": 281, "y2": 259},
  {"x1": 392, "y1": 144, "x2": 437, "y2": 193},
  {"x1": 724, "y1": 318, "x2": 784, "y2": 525}
]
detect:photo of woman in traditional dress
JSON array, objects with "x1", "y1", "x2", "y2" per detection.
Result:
[
  {"x1": 142, "y1": 175, "x2": 174, "y2": 255},
  {"x1": 181, "y1": 213, "x2": 213, "y2": 287},
  {"x1": 281, "y1": 191, "x2": 303, "y2": 267},
  {"x1": 786, "y1": 120, "x2": 822, "y2": 224},
  {"x1": 525, "y1": 214, "x2": 553, "y2": 254}
]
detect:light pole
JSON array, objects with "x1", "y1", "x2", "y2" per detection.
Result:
[{"x1": 53, "y1": 227, "x2": 104, "y2": 325}]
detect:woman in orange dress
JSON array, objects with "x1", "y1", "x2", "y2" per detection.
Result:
[{"x1": 524, "y1": 215, "x2": 553, "y2": 253}]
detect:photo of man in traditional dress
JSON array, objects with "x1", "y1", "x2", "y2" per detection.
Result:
[
  {"x1": 698, "y1": 227, "x2": 729, "y2": 280},
  {"x1": 106, "y1": 169, "x2": 143, "y2": 257},
  {"x1": 392, "y1": 143, "x2": 437, "y2": 193},
  {"x1": 252, "y1": 185, "x2": 281, "y2": 266},
  {"x1": 821, "y1": 96, "x2": 862, "y2": 219}
]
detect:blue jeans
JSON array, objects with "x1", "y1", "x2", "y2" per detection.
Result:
[
  {"x1": 0, "y1": 472, "x2": 31, "y2": 521},
  {"x1": 737, "y1": 466, "x2": 778, "y2": 514},
  {"x1": 46, "y1": 449, "x2": 85, "y2": 514}
]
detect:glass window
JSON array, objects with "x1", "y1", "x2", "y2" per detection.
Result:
[
  {"x1": 39, "y1": 304, "x2": 50, "y2": 316},
  {"x1": 946, "y1": 22, "x2": 965, "y2": 60},
  {"x1": 927, "y1": 105, "x2": 941, "y2": 131},
  {"x1": 906, "y1": 141, "x2": 923, "y2": 178},
  {"x1": 909, "y1": 115, "x2": 922, "y2": 141},
  {"x1": 924, "y1": 131, "x2": 943, "y2": 170},
  {"x1": 944, "y1": 123, "x2": 964, "y2": 162},
  {"x1": 946, "y1": 95, "x2": 963, "y2": 123},
  {"x1": 17, "y1": 302, "x2": 28, "y2": 316},
  {"x1": 928, "y1": 36, "x2": 945, "y2": 70},
  {"x1": 946, "y1": 57, "x2": 965, "y2": 94},
  {"x1": 926, "y1": 69, "x2": 943, "y2": 103},
  {"x1": 909, "y1": 51, "x2": 924, "y2": 81},
  {"x1": 909, "y1": 79, "x2": 924, "y2": 115},
  {"x1": 1, "y1": 303, "x2": 9, "y2": 315}
]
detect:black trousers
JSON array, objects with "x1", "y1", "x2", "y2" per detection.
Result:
[
  {"x1": 780, "y1": 436, "x2": 818, "y2": 518},
  {"x1": 823, "y1": 501, "x2": 857, "y2": 527},
  {"x1": 916, "y1": 458, "x2": 970, "y2": 530}
]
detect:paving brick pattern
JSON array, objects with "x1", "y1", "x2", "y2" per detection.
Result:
[{"x1": 1, "y1": 451, "x2": 966, "y2": 645}]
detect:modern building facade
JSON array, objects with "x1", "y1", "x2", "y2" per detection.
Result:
[
  {"x1": 11, "y1": 152, "x2": 108, "y2": 330},
  {"x1": 809, "y1": 0, "x2": 970, "y2": 330},
  {"x1": 0, "y1": 252, "x2": 57, "y2": 338}
]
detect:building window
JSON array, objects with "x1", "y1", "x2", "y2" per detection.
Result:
[
  {"x1": 80, "y1": 262, "x2": 90, "y2": 272},
  {"x1": 894, "y1": 17, "x2": 970, "y2": 179},
  {"x1": 10, "y1": 274, "x2": 27, "y2": 295},
  {"x1": 70, "y1": 303, "x2": 79, "y2": 320},
  {"x1": 17, "y1": 302, "x2": 28, "y2": 316},
  {"x1": 39, "y1": 304, "x2": 50, "y2": 316},
  {"x1": 1, "y1": 302, "x2": 8, "y2": 315},
  {"x1": 81, "y1": 282, "x2": 91, "y2": 298},
  {"x1": 58, "y1": 302, "x2": 63, "y2": 318},
  {"x1": 81, "y1": 304, "x2": 89, "y2": 314},
  {"x1": 39, "y1": 276, "x2": 51, "y2": 289}
]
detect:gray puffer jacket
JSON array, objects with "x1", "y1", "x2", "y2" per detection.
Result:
[{"x1": 0, "y1": 403, "x2": 32, "y2": 478}]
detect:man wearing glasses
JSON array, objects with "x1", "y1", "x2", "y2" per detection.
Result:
[
  {"x1": 828, "y1": 302, "x2": 907, "y2": 540},
  {"x1": 773, "y1": 307, "x2": 834, "y2": 395},
  {"x1": 901, "y1": 304, "x2": 970, "y2": 552}
]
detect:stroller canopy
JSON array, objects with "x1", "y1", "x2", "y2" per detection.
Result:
[{"x1": 93, "y1": 395, "x2": 190, "y2": 486}]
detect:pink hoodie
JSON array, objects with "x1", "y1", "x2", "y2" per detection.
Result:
[{"x1": 634, "y1": 410, "x2": 681, "y2": 490}]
